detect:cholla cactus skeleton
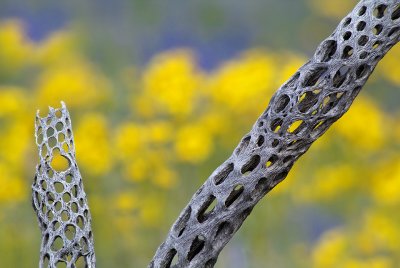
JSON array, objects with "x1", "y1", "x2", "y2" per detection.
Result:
[
  {"x1": 32, "y1": 102, "x2": 96, "y2": 267},
  {"x1": 149, "y1": 1, "x2": 400, "y2": 267}
]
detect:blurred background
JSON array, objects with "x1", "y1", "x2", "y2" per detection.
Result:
[{"x1": 1, "y1": 0, "x2": 400, "y2": 267}]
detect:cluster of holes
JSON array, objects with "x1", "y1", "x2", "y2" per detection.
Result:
[
  {"x1": 34, "y1": 107, "x2": 94, "y2": 268},
  {"x1": 155, "y1": 3, "x2": 400, "y2": 266},
  {"x1": 36, "y1": 109, "x2": 72, "y2": 173}
]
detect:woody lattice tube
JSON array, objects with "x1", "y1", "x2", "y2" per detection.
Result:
[
  {"x1": 32, "y1": 102, "x2": 96, "y2": 267},
  {"x1": 149, "y1": 1, "x2": 400, "y2": 267}
]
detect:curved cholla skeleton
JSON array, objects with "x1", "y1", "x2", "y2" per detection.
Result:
[
  {"x1": 32, "y1": 102, "x2": 96, "y2": 268},
  {"x1": 149, "y1": 1, "x2": 400, "y2": 267}
]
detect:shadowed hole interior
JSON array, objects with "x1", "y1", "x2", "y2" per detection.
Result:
[
  {"x1": 297, "y1": 91, "x2": 319, "y2": 113},
  {"x1": 235, "y1": 136, "x2": 250, "y2": 155},
  {"x1": 205, "y1": 258, "x2": 217, "y2": 268},
  {"x1": 373, "y1": 4, "x2": 387, "y2": 18},
  {"x1": 343, "y1": 31, "x2": 352, "y2": 40},
  {"x1": 275, "y1": 94, "x2": 290, "y2": 112},
  {"x1": 241, "y1": 155, "x2": 261, "y2": 174},
  {"x1": 257, "y1": 135, "x2": 264, "y2": 146},
  {"x1": 214, "y1": 163, "x2": 234, "y2": 185},
  {"x1": 43, "y1": 255, "x2": 50, "y2": 267},
  {"x1": 333, "y1": 66, "x2": 350, "y2": 88},
  {"x1": 392, "y1": 5, "x2": 400, "y2": 20},
  {"x1": 215, "y1": 221, "x2": 233, "y2": 240},
  {"x1": 197, "y1": 195, "x2": 217, "y2": 223},
  {"x1": 56, "y1": 261, "x2": 67, "y2": 268},
  {"x1": 173, "y1": 206, "x2": 191, "y2": 237},
  {"x1": 388, "y1": 27, "x2": 400, "y2": 37},
  {"x1": 273, "y1": 171, "x2": 288, "y2": 183},
  {"x1": 164, "y1": 248, "x2": 178, "y2": 268},
  {"x1": 342, "y1": 46, "x2": 354, "y2": 59},
  {"x1": 358, "y1": 6, "x2": 367, "y2": 16},
  {"x1": 316, "y1": 39, "x2": 337, "y2": 62},
  {"x1": 302, "y1": 67, "x2": 327, "y2": 87},
  {"x1": 356, "y1": 21, "x2": 366, "y2": 31},
  {"x1": 343, "y1": 17, "x2": 352, "y2": 26},
  {"x1": 358, "y1": 35, "x2": 369, "y2": 46},
  {"x1": 356, "y1": 64, "x2": 369, "y2": 79},
  {"x1": 225, "y1": 185, "x2": 244, "y2": 207},
  {"x1": 270, "y1": 118, "x2": 283, "y2": 133},
  {"x1": 373, "y1": 24, "x2": 383, "y2": 35},
  {"x1": 187, "y1": 235, "x2": 205, "y2": 261},
  {"x1": 266, "y1": 155, "x2": 278, "y2": 168}
]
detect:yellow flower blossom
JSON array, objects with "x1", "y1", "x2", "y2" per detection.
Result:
[
  {"x1": 74, "y1": 113, "x2": 113, "y2": 175},
  {"x1": 140, "y1": 49, "x2": 203, "y2": 118},
  {"x1": 208, "y1": 49, "x2": 277, "y2": 117},
  {"x1": 296, "y1": 164, "x2": 356, "y2": 202},
  {"x1": 371, "y1": 158, "x2": 400, "y2": 206},
  {"x1": 124, "y1": 158, "x2": 150, "y2": 182},
  {"x1": 34, "y1": 31, "x2": 81, "y2": 67},
  {"x1": 0, "y1": 20, "x2": 33, "y2": 75},
  {"x1": 312, "y1": 229, "x2": 347, "y2": 268},
  {"x1": 378, "y1": 44, "x2": 400, "y2": 86},
  {"x1": 361, "y1": 211, "x2": 400, "y2": 252},
  {"x1": 147, "y1": 121, "x2": 173, "y2": 144},
  {"x1": 114, "y1": 123, "x2": 147, "y2": 160},
  {"x1": 151, "y1": 166, "x2": 177, "y2": 189},
  {"x1": 333, "y1": 96, "x2": 386, "y2": 151},
  {"x1": 174, "y1": 123, "x2": 213, "y2": 163},
  {"x1": 35, "y1": 62, "x2": 111, "y2": 109},
  {"x1": 0, "y1": 87, "x2": 29, "y2": 117},
  {"x1": 0, "y1": 163, "x2": 26, "y2": 202}
]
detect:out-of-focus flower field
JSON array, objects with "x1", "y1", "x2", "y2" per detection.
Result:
[{"x1": 0, "y1": 1, "x2": 400, "y2": 267}]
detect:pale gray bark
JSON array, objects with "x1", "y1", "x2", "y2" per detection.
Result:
[
  {"x1": 149, "y1": 1, "x2": 400, "y2": 267},
  {"x1": 32, "y1": 102, "x2": 96, "y2": 268}
]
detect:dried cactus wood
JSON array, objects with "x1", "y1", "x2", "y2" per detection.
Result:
[
  {"x1": 32, "y1": 102, "x2": 96, "y2": 268},
  {"x1": 149, "y1": 1, "x2": 400, "y2": 267}
]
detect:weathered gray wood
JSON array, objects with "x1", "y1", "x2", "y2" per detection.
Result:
[
  {"x1": 149, "y1": 1, "x2": 400, "y2": 267},
  {"x1": 33, "y1": 102, "x2": 96, "y2": 268}
]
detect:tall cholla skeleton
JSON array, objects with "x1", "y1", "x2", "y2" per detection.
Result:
[
  {"x1": 149, "y1": 0, "x2": 400, "y2": 267},
  {"x1": 32, "y1": 102, "x2": 96, "y2": 267}
]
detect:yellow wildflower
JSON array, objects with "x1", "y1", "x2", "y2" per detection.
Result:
[
  {"x1": 174, "y1": 123, "x2": 213, "y2": 163},
  {"x1": 74, "y1": 113, "x2": 113, "y2": 175},
  {"x1": 140, "y1": 49, "x2": 203, "y2": 118},
  {"x1": 208, "y1": 49, "x2": 277, "y2": 117},
  {"x1": 333, "y1": 96, "x2": 386, "y2": 151},
  {"x1": 371, "y1": 158, "x2": 400, "y2": 205},
  {"x1": 312, "y1": 229, "x2": 347, "y2": 268},
  {"x1": 0, "y1": 20, "x2": 33, "y2": 75},
  {"x1": 35, "y1": 62, "x2": 111, "y2": 109},
  {"x1": 0, "y1": 163, "x2": 26, "y2": 203}
]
